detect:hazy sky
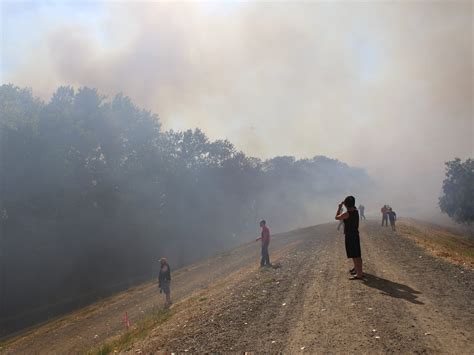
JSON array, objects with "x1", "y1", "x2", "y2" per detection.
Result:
[{"x1": 1, "y1": 0, "x2": 472, "y2": 214}]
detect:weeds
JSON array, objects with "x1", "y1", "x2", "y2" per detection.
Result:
[
  {"x1": 95, "y1": 343, "x2": 112, "y2": 355},
  {"x1": 398, "y1": 221, "x2": 474, "y2": 267},
  {"x1": 90, "y1": 307, "x2": 174, "y2": 354}
]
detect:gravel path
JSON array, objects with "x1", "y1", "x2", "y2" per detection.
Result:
[{"x1": 2, "y1": 220, "x2": 473, "y2": 353}]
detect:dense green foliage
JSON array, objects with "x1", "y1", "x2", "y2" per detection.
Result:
[
  {"x1": 0, "y1": 84, "x2": 371, "y2": 334},
  {"x1": 439, "y1": 158, "x2": 474, "y2": 224}
]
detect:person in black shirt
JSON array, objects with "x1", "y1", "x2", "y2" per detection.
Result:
[
  {"x1": 158, "y1": 257, "x2": 172, "y2": 307},
  {"x1": 387, "y1": 208, "x2": 397, "y2": 231},
  {"x1": 336, "y1": 196, "x2": 364, "y2": 279}
]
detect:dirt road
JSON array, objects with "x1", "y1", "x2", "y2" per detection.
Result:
[
  {"x1": 129, "y1": 221, "x2": 473, "y2": 353},
  {"x1": 2, "y1": 220, "x2": 473, "y2": 353}
]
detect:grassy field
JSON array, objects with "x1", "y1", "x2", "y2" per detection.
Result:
[{"x1": 398, "y1": 218, "x2": 474, "y2": 268}]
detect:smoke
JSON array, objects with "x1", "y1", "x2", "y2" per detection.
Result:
[{"x1": 2, "y1": 1, "x2": 473, "y2": 219}]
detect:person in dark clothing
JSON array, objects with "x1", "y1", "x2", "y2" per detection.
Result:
[
  {"x1": 358, "y1": 204, "x2": 366, "y2": 220},
  {"x1": 336, "y1": 196, "x2": 364, "y2": 279},
  {"x1": 381, "y1": 205, "x2": 388, "y2": 226},
  {"x1": 158, "y1": 257, "x2": 172, "y2": 307},
  {"x1": 387, "y1": 208, "x2": 397, "y2": 231},
  {"x1": 256, "y1": 220, "x2": 271, "y2": 267}
]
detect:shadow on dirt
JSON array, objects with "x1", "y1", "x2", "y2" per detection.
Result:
[{"x1": 361, "y1": 273, "x2": 424, "y2": 305}]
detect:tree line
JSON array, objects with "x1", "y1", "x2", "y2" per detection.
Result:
[
  {"x1": 439, "y1": 158, "x2": 474, "y2": 225},
  {"x1": 0, "y1": 84, "x2": 371, "y2": 334}
]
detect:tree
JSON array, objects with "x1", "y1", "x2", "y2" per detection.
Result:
[
  {"x1": 439, "y1": 158, "x2": 474, "y2": 224},
  {"x1": 0, "y1": 84, "x2": 373, "y2": 335}
]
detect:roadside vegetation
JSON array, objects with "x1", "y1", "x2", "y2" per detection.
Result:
[
  {"x1": 91, "y1": 307, "x2": 174, "y2": 355},
  {"x1": 398, "y1": 219, "x2": 474, "y2": 268}
]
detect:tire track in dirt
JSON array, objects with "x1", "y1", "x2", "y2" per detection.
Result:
[
  {"x1": 351, "y1": 226, "x2": 440, "y2": 353},
  {"x1": 231, "y1": 233, "x2": 327, "y2": 351},
  {"x1": 285, "y1": 226, "x2": 364, "y2": 352},
  {"x1": 287, "y1": 220, "x2": 473, "y2": 353},
  {"x1": 360, "y1": 222, "x2": 473, "y2": 353}
]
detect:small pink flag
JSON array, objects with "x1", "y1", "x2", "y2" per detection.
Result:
[{"x1": 123, "y1": 312, "x2": 131, "y2": 329}]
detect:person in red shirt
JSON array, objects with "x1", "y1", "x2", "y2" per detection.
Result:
[{"x1": 256, "y1": 220, "x2": 271, "y2": 267}]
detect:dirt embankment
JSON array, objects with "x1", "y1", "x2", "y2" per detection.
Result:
[
  {"x1": 125, "y1": 221, "x2": 474, "y2": 353},
  {"x1": 2, "y1": 220, "x2": 473, "y2": 354},
  {"x1": 0, "y1": 228, "x2": 305, "y2": 354}
]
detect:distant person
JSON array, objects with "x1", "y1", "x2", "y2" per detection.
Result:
[
  {"x1": 381, "y1": 205, "x2": 388, "y2": 226},
  {"x1": 337, "y1": 205, "x2": 345, "y2": 230},
  {"x1": 387, "y1": 208, "x2": 397, "y2": 231},
  {"x1": 359, "y1": 204, "x2": 366, "y2": 220},
  {"x1": 256, "y1": 220, "x2": 271, "y2": 267},
  {"x1": 336, "y1": 196, "x2": 364, "y2": 279},
  {"x1": 337, "y1": 219, "x2": 344, "y2": 231},
  {"x1": 158, "y1": 257, "x2": 172, "y2": 307}
]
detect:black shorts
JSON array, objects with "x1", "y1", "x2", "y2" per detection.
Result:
[{"x1": 345, "y1": 233, "x2": 361, "y2": 258}]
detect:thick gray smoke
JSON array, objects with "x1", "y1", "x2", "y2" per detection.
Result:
[
  {"x1": 0, "y1": 1, "x2": 472, "y2": 336},
  {"x1": 2, "y1": 1, "x2": 473, "y2": 218}
]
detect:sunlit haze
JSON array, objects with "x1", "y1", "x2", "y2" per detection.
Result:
[{"x1": 1, "y1": 1, "x2": 472, "y2": 216}]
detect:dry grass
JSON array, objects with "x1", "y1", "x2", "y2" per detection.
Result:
[
  {"x1": 398, "y1": 219, "x2": 474, "y2": 269},
  {"x1": 0, "y1": 281, "x2": 156, "y2": 349},
  {"x1": 90, "y1": 307, "x2": 175, "y2": 355}
]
